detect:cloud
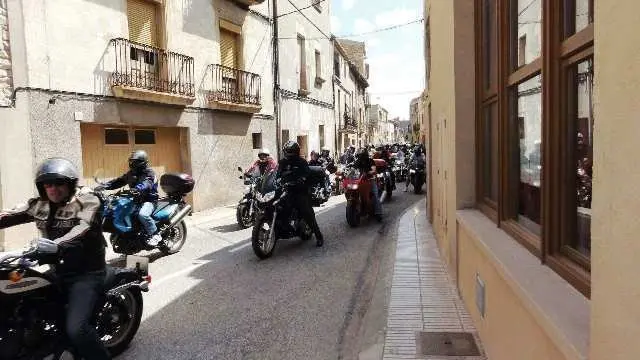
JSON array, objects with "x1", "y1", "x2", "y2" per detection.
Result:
[
  {"x1": 331, "y1": 16, "x2": 341, "y2": 34},
  {"x1": 342, "y1": 0, "x2": 356, "y2": 11},
  {"x1": 374, "y1": 7, "x2": 423, "y2": 27},
  {"x1": 353, "y1": 18, "x2": 374, "y2": 34}
]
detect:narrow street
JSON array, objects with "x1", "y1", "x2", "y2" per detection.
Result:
[{"x1": 112, "y1": 191, "x2": 423, "y2": 360}]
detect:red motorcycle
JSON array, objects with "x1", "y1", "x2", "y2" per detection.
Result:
[{"x1": 343, "y1": 159, "x2": 386, "y2": 227}]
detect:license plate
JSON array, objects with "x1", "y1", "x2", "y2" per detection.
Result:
[{"x1": 126, "y1": 255, "x2": 149, "y2": 275}]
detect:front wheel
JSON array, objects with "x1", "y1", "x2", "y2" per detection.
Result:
[
  {"x1": 346, "y1": 203, "x2": 360, "y2": 227},
  {"x1": 98, "y1": 288, "x2": 144, "y2": 357},
  {"x1": 252, "y1": 217, "x2": 277, "y2": 259},
  {"x1": 159, "y1": 220, "x2": 187, "y2": 255},
  {"x1": 236, "y1": 203, "x2": 253, "y2": 229}
]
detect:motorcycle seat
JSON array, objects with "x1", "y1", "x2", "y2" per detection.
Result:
[{"x1": 104, "y1": 266, "x2": 141, "y2": 289}]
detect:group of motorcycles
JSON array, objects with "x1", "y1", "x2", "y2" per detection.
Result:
[
  {"x1": 236, "y1": 149, "x2": 427, "y2": 258},
  {"x1": 0, "y1": 172, "x2": 196, "y2": 359}
]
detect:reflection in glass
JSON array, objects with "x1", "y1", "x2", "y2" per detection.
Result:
[
  {"x1": 564, "y1": 0, "x2": 593, "y2": 37},
  {"x1": 513, "y1": 0, "x2": 542, "y2": 68},
  {"x1": 515, "y1": 74, "x2": 542, "y2": 234},
  {"x1": 483, "y1": 0, "x2": 496, "y2": 89},
  {"x1": 570, "y1": 58, "x2": 593, "y2": 258},
  {"x1": 483, "y1": 104, "x2": 499, "y2": 202}
]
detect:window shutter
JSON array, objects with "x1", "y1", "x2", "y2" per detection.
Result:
[
  {"x1": 127, "y1": 0, "x2": 158, "y2": 47},
  {"x1": 220, "y1": 29, "x2": 238, "y2": 69}
]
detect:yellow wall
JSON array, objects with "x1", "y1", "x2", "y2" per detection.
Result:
[{"x1": 591, "y1": 1, "x2": 640, "y2": 359}]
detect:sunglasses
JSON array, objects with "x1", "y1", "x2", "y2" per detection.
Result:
[{"x1": 43, "y1": 179, "x2": 67, "y2": 187}]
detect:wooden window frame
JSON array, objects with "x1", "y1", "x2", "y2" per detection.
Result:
[{"x1": 474, "y1": 0, "x2": 592, "y2": 297}]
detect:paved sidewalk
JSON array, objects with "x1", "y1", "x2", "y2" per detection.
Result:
[{"x1": 383, "y1": 200, "x2": 487, "y2": 360}]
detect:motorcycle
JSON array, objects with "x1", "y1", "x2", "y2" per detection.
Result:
[
  {"x1": 309, "y1": 165, "x2": 331, "y2": 207},
  {"x1": 0, "y1": 238, "x2": 149, "y2": 359},
  {"x1": 236, "y1": 167, "x2": 261, "y2": 229},
  {"x1": 96, "y1": 173, "x2": 195, "y2": 256},
  {"x1": 408, "y1": 159, "x2": 426, "y2": 194},
  {"x1": 392, "y1": 158, "x2": 407, "y2": 183},
  {"x1": 331, "y1": 164, "x2": 345, "y2": 196},
  {"x1": 250, "y1": 170, "x2": 323, "y2": 259},
  {"x1": 374, "y1": 159, "x2": 394, "y2": 201},
  {"x1": 343, "y1": 165, "x2": 380, "y2": 227}
]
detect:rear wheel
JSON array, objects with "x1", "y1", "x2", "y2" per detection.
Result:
[
  {"x1": 159, "y1": 220, "x2": 187, "y2": 255},
  {"x1": 252, "y1": 217, "x2": 277, "y2": 259},
  {"x1": 98, "y1": 288, "x2": 144, "y2": 357}
]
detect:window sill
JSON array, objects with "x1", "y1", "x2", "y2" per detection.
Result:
[{"x1": 457, "y1": 209, "x2": 589, "y2": 360}]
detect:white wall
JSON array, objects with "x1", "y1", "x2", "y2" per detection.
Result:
[{"x1": 15, "y1": 0, "x2": 273, "y2": 113}]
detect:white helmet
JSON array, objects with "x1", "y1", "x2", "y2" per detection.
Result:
[{"x1": 258, "y1": 148, "x2": 270, "y2": 156}]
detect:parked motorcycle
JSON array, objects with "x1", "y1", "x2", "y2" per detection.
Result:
[
  {"x1": 96, "y1": 173, "x2": 195, "y2": 256},
  {"x1": 0, "y1": 238, "x2": 150, "y2": 359},
  {"x1": 250, "y1": 170, "x2": 323, "y2": 259},
  {"x1": 343, "y1": 165, "x2": 380, "y2": 227},
  {"x1": 236, "y1": 167, "x2": 260, "y2": 229}
]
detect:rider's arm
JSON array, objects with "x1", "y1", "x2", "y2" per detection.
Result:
[
  {"x1": 103, "y1": 173, "x2": 127, "y2": 190},
  {"x1": 53, "y1": 191, "x2": 102, "y2": 248},
  {"x1": 0, "y1": 199, "x2": 37, "y2": 229}
]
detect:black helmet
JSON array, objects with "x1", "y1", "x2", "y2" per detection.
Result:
[
  {"x1": 129, "y1": 150, "x2": 149, "y2": 170},
  {"x1": 356, "y1": 147, "x2": 369, "y2": 162},
  {"x1": 34, "y1": 157, "x2": 79, "y2": 198},
  {"x1": 282, "y1": 141, "x2": 300, "y2": 159}
]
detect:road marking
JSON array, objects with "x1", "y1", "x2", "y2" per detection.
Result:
[
  {"x1": 229, "y1": 242, "x2": 251, "y2": 253},
  {"x1": 150, "y1": 260, "x2": 209, "y2": 288}
]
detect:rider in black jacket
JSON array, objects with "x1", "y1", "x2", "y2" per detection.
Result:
[
  {"x1": 276, "y1": 141, "x2": 324, "y2": 247},
  {"x1": 0, "y1": 158, "x2": 111, "y2": 360}
]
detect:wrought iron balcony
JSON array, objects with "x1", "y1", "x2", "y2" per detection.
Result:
[
  {"x1": 110, "y1": 38, "x2": 195, "y2": 105},
  {"x1": 206, "y1": 64, "x2": 262, "y2": 113}
]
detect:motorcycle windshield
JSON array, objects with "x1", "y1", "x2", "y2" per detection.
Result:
[{"x1": 258, "y1": 170, "x2": 277, "y2": 194}]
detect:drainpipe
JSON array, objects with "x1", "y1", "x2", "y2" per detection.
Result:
[{"x1": 271, "y1": 0, "x2": 281, "y2": 159}]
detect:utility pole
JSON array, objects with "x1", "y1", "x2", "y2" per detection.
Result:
[{"x1": 271, "y1": 0, "x2": 281, "y2": 159}]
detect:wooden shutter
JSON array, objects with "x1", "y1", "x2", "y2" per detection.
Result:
[
  {"x1": 220, "y1": 29, "x2": 238, "y2": 69},
  {"x1": 127, "y1": 0, "x2": 158, "y2": 47}
]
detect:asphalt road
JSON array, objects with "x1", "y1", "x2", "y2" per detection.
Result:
[{"x1": 114, "y1": 188, "x2": 423, "y2": 360}]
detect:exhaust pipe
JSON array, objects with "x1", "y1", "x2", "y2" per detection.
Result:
[{"x1": 169, "y1": 204, "x2": 192, "y2": 228}]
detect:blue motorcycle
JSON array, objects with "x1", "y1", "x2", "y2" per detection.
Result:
[{"x1": 95, "y1": 173, "x2": 195, "y2": 256}]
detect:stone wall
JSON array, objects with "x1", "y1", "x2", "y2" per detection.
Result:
[{"x1": 0, "y1": 0, "x2": 11, "y2": 106}]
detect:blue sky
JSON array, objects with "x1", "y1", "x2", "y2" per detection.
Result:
[{"x1": 330, "y1": 0, "x2": 425, "y2": 119}]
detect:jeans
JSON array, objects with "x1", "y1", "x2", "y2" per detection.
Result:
[
  {"x1": 63, "y1": 270, "x2": 111, "y2": 360},
  {"x1": 290, "y1": 192, "x2": 322, "y2": 238},
  {"x1": 138, "y1": 202, "x2": 157, "y2": 236},
  {"x1": 370, "y1": 180, "x2": 383, "y2": 216}
]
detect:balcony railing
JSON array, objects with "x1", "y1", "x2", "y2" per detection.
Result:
[
  {"x1": 207, "y1": 64, "x2": 261, "y2": 106},
  {"x1": 110, "y1": 38, "x2": 195, "y2": 98}
]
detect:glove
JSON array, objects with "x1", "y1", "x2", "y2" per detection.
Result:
[
  {"x1": 94, "y1": 185, "x2": 106, "y2": 192},
  {"x1": 129, "y1": 188, "x2": 141, "y2": 198}
]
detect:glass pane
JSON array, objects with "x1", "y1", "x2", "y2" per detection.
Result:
[
  {"x1": 105, "y1": 128, "x2": 129, "y2": 145},
  {"x1": 482, "y1": 103, "x2": 499, "y2": 202},
  {"x1": 515, "y1": 74, "x2": 542, "y2": 234},
  {"x1": 569, "y1": 58, "x2": 593, "y2": 257},
  {"x1": 512, "y1": 0, "x2": 542, "y2": 69},
  {"x1": 482, "y1": 0, "x2": 497, "y2": 90},
  {"x1": 564, "y1": 0, "x2": 593, "y2": 37},
  {"x1": 252, "y1": 133, "x2": 262, "y2": 149},
  {"x1": 134, "y1": 130, "x2": 155, "y2": 144}
]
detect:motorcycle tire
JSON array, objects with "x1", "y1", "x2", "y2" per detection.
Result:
[
  {"x1": 346, "y1": 203, "x2": 360, "y2": 227},
  {"x1": 102, "y1": 288, "x2": 144, "y2": 357},
  {"x1": 236, "y1": 204, "x2": 253, "y2": 229},
  {"x1": 159, "y1": 220, "x2": 187, "y2": 255},
  {"x1": 252, "y1": 217, "x2": 277, "y2": 259}
]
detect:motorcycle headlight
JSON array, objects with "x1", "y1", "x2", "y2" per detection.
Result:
[
  {"x1": 410, "y1": 169, "x2": 416, "y2": 174},
  {"x1": 377, "y1": 173, "x2": 384, "y2": 178},
  {"x1": 257, "y1": 191, "x2": 276, "y2": 203},
  {"x1": 347, "y1": 184, "x2": 359, "y2": 190}
]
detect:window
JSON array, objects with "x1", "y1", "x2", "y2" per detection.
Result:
[
  {"x1": 252, "y1": 133, "x2": 262, "y2": 149},
  {"x1": 315, "y1": 50, "x2": 322, "y2": 80},
  {"x1": 220, "y1": 28, "x2": 239, "y2": 70},
  {"x1": 297, "y1": 35, "x2": 308, "y2": 91},
  {"x1": 319, "y1": 125, "x2": 325, "y2": 148},
  {"x1": 475, "y1": 0, "x2": 593, "y2": 296},
  {"x1": 334, "y1": 53, "x2": 340, "y2": 78},
  {"x1": 134, "y1": 129, "x2": 156, "y2": 144},
  {"x1": 127, "y1": 0, "x2": 159, "y2": 47},
  {"x1": 105, "y1": 128, "x2": 129, "y2": 145}
]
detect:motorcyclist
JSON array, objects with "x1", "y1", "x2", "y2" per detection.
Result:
[
  {"x1": 308, "y1": 150, "x2": 323, "y2": 166},
  {"x1": 320, "y1": 147, "x2": 337, "y2": 173},
  {"x1": 0, "y1": 158, "x2": 111, "y2": 360},
  {"x1": 95, "y1": 150, "x2": 161, "y2": 247},
  {"x1": 406, "y1": 146, "x2": 427, "y2": 191},
  {"x1": 246, "y1": 148, "x2": 277, "y2": 176},
  {"x1": 373, "y1": 145, "x2": 396, "y2": 191},
  {"x1": 340, "y1": 146, "x2": 356, "y2": 165},
  {"x1": 276, "y1": 141, "x2": 324, "y2": 247},
  {"x1": 353, "y1": 148, "x2": 383, "y2": 221}
]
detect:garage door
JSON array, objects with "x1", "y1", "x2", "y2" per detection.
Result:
[{"x1": 80, "y1": 124, "x2": 183, "y2": 196}]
